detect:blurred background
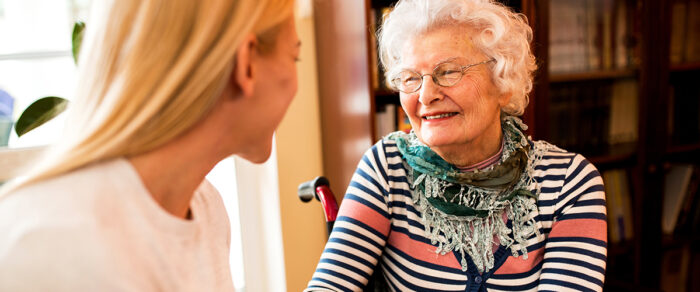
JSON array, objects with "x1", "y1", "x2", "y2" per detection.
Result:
[{"x1": 1, "y1": 0, "x2": 699, "y2": 291}]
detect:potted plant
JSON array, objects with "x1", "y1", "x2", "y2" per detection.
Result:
[
  {"x1": 13, "y1": 21, "x2": 84, "y2": 138},
  {"x1": 0, "y1": 22, "x2": 84, "y2": 184}
]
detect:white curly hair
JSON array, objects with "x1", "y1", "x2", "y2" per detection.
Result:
[{"x1": 378, "y1": 0, "x2": 537, "y2": 116}]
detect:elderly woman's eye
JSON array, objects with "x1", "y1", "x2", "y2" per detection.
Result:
[
  {"x1": 405, "y1": 76, "x2": 420, "y2": 82},
  {"x1": 400, "y1": 74, "x2": 420, "y2": 84},
  {"x1": 438, "y1": 69, "x2": 461, "y2": 77}
]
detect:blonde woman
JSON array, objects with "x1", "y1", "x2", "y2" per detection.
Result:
[{"x1": 0, "y1": 0, "x2": 298, "y2": 290}]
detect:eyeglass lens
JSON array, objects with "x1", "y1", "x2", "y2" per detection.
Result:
[{"x1": 394, "y1": 62, "x2": 464, "y2": 93}]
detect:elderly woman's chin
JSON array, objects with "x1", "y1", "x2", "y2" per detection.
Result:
[
  {"x1": 414, "y1": 116, "x2": 493, "y2": 149},
  {"x1": 417, "y1": 130, "x2": 472, "y2": 149}
]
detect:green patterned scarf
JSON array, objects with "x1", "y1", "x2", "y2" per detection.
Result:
[{"x1": 387, "y1": 116, "x2": 541, "y2": 273}]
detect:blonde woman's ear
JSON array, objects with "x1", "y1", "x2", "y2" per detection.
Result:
[{"x1": 233, "y1": 33, "x2": 258, "y2": 98}]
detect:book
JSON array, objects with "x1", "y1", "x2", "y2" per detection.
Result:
[
  {"x1": 660, "y1": 246, "x2": 691, "y2": 292},
  {"x1": 600, "y1": 0, "x2": 614, "y2": 69},
  {"x1": 670, "y1": 0, "x2": 688, "y2": 64},
  {"x1": 374, "y1": 103, "x2": 396, "y2": 141},
  {"x1": 585, "y1": 0, "x2": 602, "y2": 71},
  {"x1": 613, "y1": 0, "x2": 630, "y2": 68},
  {"x1": 663, "y1": 164, "x2": 695, "y2": 234},
  {"x1": 684, "y1": 0, "x2": 700, "y2": 62},
  {"x1": 607, "y1": 79, "x2": 638, "y2": 145},
  {"x1": 674, "y1": 166, "x2": 700, "y2": 235},
  {"x1": 603, "y1": 169, "x2": 633, "y2": 243}
]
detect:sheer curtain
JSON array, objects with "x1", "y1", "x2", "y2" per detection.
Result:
[{"x1": 208, "y1": 141, "x2": 287, "y2": 292}]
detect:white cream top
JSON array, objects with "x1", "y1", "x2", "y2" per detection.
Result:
[{"x1": 0, "y1": 158, "x2": 234, "y2": 291}]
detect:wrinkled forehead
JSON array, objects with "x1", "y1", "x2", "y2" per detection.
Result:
[{"x1": 397, "y1": 25, "x2": 482, "y2": 70}]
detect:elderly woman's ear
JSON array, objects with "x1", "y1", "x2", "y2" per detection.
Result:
[
  {"x1": 498, "y1": 91, "x2": 513, "y2": 108},
  {"x1": 232, "y1": 33, "x2": 259, "y2": 98}
]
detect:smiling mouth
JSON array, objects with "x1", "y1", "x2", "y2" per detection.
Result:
[{"x1": 423, "y1": 112, "x2": 458, "y2": 120}]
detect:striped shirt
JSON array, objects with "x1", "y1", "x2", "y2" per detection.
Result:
[{"x1": 305, "y1": 138, "x2": 607, "y2": 292}]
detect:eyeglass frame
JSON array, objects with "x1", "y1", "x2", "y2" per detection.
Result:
[{"x1": 390, "y1": 58, "x2": 496, "y2": 93}]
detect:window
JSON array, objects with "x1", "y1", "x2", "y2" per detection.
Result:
[{"x1": 0, "y1": 0, "x2": 89, "y2": 147}]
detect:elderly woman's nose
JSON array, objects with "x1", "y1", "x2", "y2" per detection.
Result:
[{"x1": 418, "y1": 76, "x2": 443, "y2": 104}]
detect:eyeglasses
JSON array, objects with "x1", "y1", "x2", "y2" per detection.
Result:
[{"x1": 390, "y1": 59, "x2": 495, "y2": 93}]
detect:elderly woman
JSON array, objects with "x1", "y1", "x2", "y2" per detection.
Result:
[
  {"x1": 306, "y1": 0, "x2": 606, "y2": 291},
  {"x1": 0, "y1": 0, "x2": 298, "y2": 290}
]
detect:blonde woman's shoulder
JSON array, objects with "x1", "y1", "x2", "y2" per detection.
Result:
[
  {"x1": 0, "y1": 159, "x2": 129, "y2": 223},
  {"x1": 0, "y1": 158, "x2": 150, "y2": 291}
]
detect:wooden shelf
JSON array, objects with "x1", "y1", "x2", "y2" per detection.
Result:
[
  {"x1": 670, "y1": 61, "x2": 700, "y2": 72},
  {"x1": 549, "y1": 69, "x2": 637, "y2": 83},
  {"x1": 583, "y1": 142, "x2": 638, "y2": 169},
  {"x1": 661, "y1": 233, "x2": 700, "y2": 250},
  {"x1": 608, "y1": 240, "x2": 635, "y2": 257},
  {"x1": 667, "y1": 142, "x2": 700, "y2": 154},
  {"x1": 665, "y1": 142, "x2": 700, "y2": 163}
]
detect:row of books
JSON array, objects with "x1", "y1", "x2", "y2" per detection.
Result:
[
  {"x1": 603, "y1": 163, "x2": 700, "y2": 244},
  {"x1": 548, "y1": 79, "x2": 638, "y2": 152},
  {"x1": 670, "y1": 0, "x2": 700, "y2": 64},
  {"x1": 549, "y1": 0, "x2": 636, "y2": 74}
]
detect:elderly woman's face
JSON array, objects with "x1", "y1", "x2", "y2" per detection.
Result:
[{"x1": 398, "y1": 26, "x2": 510, "y2": 152}]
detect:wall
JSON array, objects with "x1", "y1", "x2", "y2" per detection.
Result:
[{"x1": 275, "y1": 5, "x2": 328, "y2": 291}]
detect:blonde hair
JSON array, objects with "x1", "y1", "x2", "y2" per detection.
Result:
[
  {"x1": 378, "y1": 0, "x2": 537, "y2": 115},
  {"x1": 2, "y1": 0, "x2": 293, "y2": 195}
]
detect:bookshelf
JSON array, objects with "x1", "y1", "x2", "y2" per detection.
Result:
[{"x1": 311, "y1": 0, "x2": 699, "y2": 290}]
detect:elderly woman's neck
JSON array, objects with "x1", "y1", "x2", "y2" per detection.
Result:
[{"x1": 433, "y1": 131, "x2": 504, "y2": 169}]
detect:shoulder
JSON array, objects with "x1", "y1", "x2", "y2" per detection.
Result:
[
  {"x1": 0, "y1": 159, "x2": 146, "y2": 257},
  {"x1": 355, "y1": 134, "x2": 408, "y2": 177},
  {"x1": 193, "y1": 179, "x2": 224, "y2": 207},
  {"x1": 530, "y1": 139, "x2": 601, "y2": 179},
  {"x1": 192, "y1": 179, "x2": 230, "y2": 235},
  {"x1": 0, "y1": 159, "x2": 136, "y2": 222},
  {"x1": 530, "y1": 139, "x2": 604, "y2": 200},
  {"x1": 0, "y1": 221, "x2": 123, "y2": 291}
]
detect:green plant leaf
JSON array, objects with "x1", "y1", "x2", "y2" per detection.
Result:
[
  {"x1": 72, "y1": 21, "x2": 86, "y2": 64},
  {"x1": 15, "y1": 96, "x2": 69, "y2": 137}
]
